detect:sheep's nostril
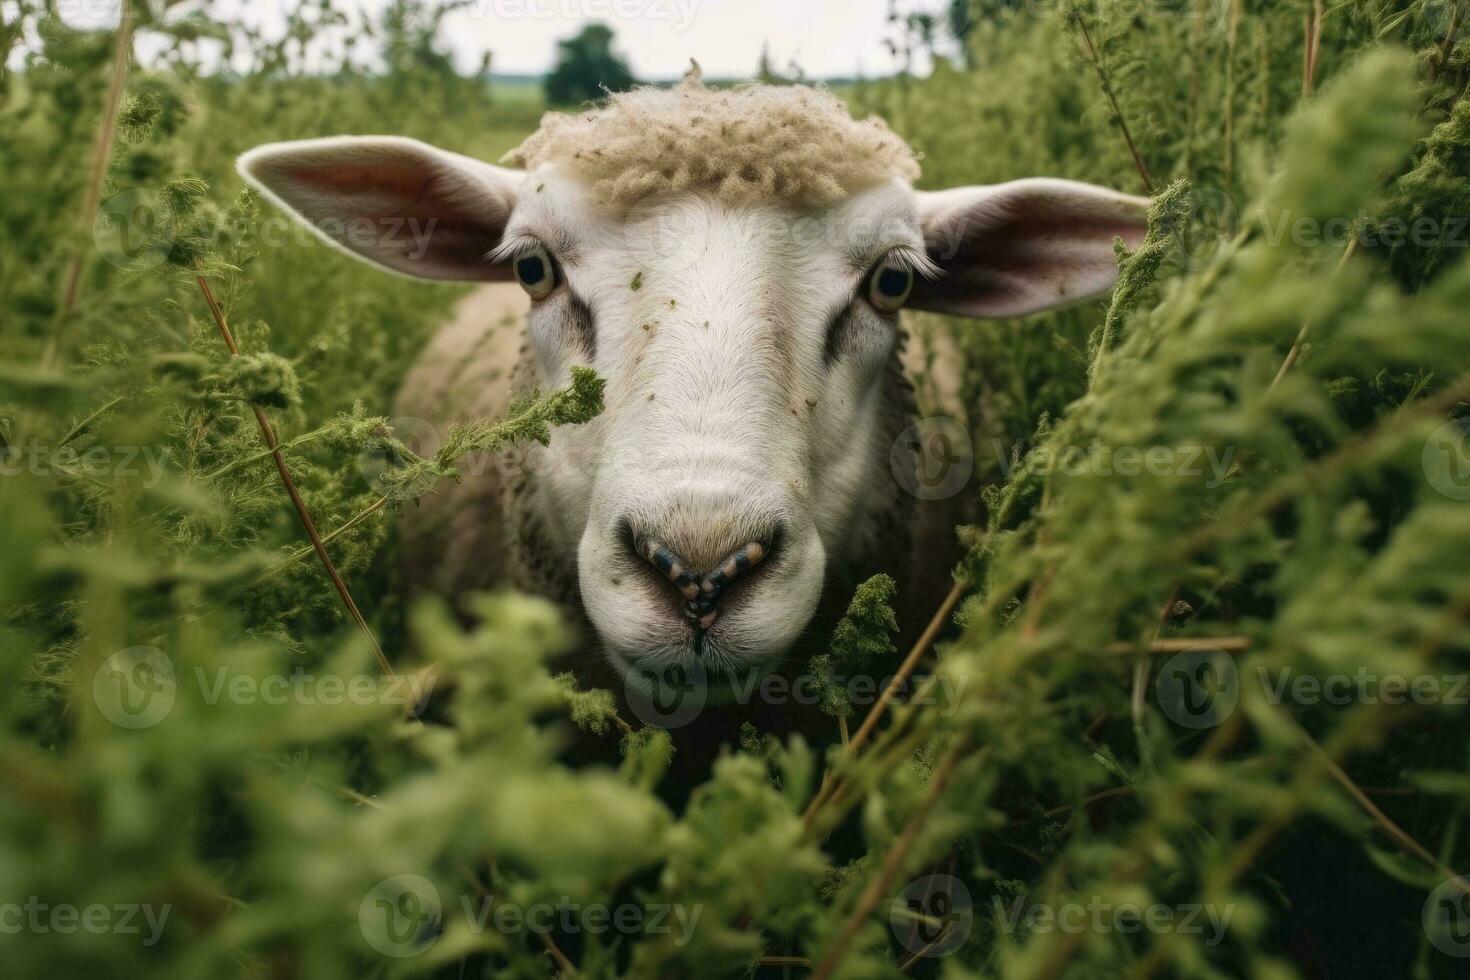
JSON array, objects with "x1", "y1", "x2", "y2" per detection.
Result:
[
  {"x1": 701, "y1": 541, "x2": 767, "y2": 597},
  {"x1": 638, "y1": 538, "x2": 703, "y2": 600},
  {"x1": 633, "y1": 536, "x2": 772, "y2": 630}
]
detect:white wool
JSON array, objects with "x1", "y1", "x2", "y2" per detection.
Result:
[{"x1": 502, "y1": 73, "x2": 921, "y2": 210}]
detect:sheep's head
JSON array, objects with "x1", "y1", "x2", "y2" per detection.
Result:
[{"x1": 239, "y1": 79, "x2": 1148, "y2": 688}]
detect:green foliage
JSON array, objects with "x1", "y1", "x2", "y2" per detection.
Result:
[
  {"x1": 218, "y1": 351, "x2": 302, "y2": 409},
  {"x1": 810, "y1": 574, "x2": 901, "y2": 720},
  {"x1": 6, "y1": 0, "x2": 1470, "y2": 977},
  {"x1": 372, "y1": 366, "x2": 605, "y2": 500}
]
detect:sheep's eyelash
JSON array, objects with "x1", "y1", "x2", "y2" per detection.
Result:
[
  {"x1": 834, "y1": 246, "x2": 938, "y2": 313},
  {"x1": 873, "y1": 244, "x2": 941, "y2": 280},
  {"x1": 487, "y1": 234, "x2": 545, "y2": 265}
]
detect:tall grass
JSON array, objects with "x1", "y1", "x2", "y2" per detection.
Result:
[{"x1": 4, "y1": 0, "x2": 1470, "y2": 978}]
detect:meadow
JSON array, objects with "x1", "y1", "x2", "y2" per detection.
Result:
[{"x1": 3, "y1": 0, "x2": 1470, "y2": 977}]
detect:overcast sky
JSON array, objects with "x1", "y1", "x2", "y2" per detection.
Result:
[
  {"x1": 35, "y1": 0, "x2": 956, "y2": 80},
  {"x1": 431, "y1": 0, "x2": 951, "y2": 78}
]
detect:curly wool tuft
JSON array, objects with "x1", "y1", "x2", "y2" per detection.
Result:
[{"x1": 503, "y1": 73, "x2": 921, "y2": 210}]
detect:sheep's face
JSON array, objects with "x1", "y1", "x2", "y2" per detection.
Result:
[
  {"x1": 239, "y1": 135, "x2": 1148, "y2": 688},
  {"x1": 499, "y1": 171, "x2": 928, "y2": 683}
]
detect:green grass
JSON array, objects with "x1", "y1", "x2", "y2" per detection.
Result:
[{"x1": 5, "y1": 1, "x2": 1470, "y2": 978}]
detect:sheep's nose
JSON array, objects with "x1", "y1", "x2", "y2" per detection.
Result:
[{"x1": 634, "y1": 535, "x2": 773, "y2": 630}]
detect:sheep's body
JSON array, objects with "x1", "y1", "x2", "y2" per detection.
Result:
[{"x1": 395, "y1": 283, "x2": 967, "y2": 675}]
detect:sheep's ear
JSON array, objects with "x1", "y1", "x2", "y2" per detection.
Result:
[
  {"x1": 910, "y1": 178, "x2": 1149, "y2": 318},
  {"x1": 237, "y1": 136, "x2": 520, "y2": 282}
]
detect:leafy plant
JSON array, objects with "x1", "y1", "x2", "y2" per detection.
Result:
[{"x1": 5, "y1": 0, "x2": 1470, "y2": 978}]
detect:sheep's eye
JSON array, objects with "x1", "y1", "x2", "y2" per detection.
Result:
[
  {"x1": 866, "y1": 259, "x2": 913, "y2": 314},
  {"x1": 513, "y1": 245, "x2": 557, "y2": 301}
]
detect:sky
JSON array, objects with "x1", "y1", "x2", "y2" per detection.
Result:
[
  {"x1": 32, "y1": 0, "x2": 958, "y2": 80},
  {"x1": 430, "y1": 0, "x2": 954, "y2": 79}
]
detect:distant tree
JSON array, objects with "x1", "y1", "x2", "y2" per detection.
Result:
[
  {"x1": 756, "y1": 41, "x2": 781, "y2": 84},
  {"x1": 948, "y1": 0, "x2": 976, "y2": 67},
  {"x1": 755, "y1": 42, "x2": 806, "y2": 85},
  {"x1": 543, "y1": 24, "x2": 635, "y2": 106}
]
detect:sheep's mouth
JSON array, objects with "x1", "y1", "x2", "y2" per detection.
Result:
[
  {"x1": 609, "y1": 619, "x2": 784, "y2": 678},
  {"x1": 605, "y1": 616, "x2": 802, "y2": 717}
]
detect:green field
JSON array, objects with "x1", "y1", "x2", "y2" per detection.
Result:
[{"x1": 5, "y1": 1, "x2": 1470, "y2": 977}]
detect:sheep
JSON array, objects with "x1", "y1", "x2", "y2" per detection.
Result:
[{"x1": 238, "y1": 71, "x2": 1148, "y2": 734}]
